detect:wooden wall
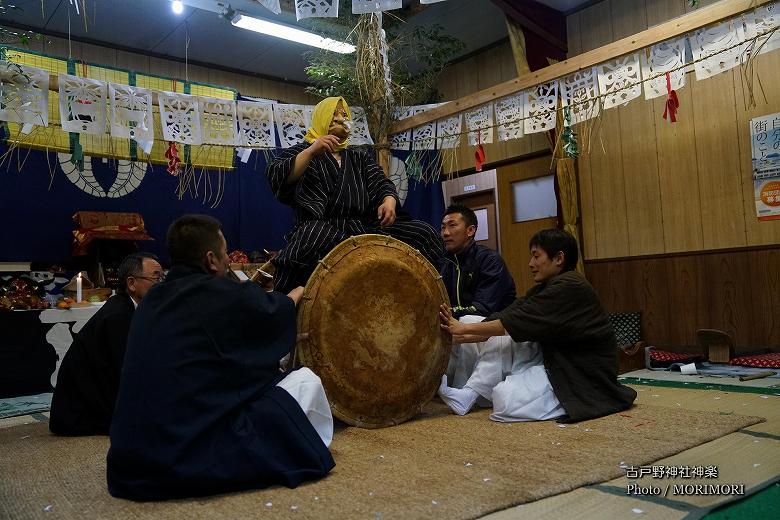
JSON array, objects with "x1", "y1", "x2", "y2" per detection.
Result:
[
  {"x1": 586, "y1": 247, "x2": 780, "y2": 348},
  {"x1": 21, "y1": 35, "x2": 318, "y2": 104},
  {"x1": 568, "y1": 0, "x2": 780, "y2": 260},
  {"x1": 568, "y1": 0, "x2": 780, "y2": 349}
]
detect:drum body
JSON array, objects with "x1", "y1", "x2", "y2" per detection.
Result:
[{"x1": 297, "y1": 234, "x2": 450, "y2": 428}]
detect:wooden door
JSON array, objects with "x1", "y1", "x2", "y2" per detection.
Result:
[{"x1": 453, "y1": 190, "x2": 498, "y2": 251}]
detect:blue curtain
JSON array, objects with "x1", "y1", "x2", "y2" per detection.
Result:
[{"x1": 0, "y1": 146, "x2": 444, "y2": 265}]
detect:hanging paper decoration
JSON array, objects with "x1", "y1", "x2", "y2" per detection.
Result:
[
  {"x1": 561, "y1": 106, "x2": 579, "y2": 159},
  {"x1": 165, "y1": 142, "x2": 182, "y2": 175},
  {"x1": 348, "y1": 106, "x2": 374, "y2": 146},
  {"x1": 273, "y1": 104, "x2": 313, "y2": 148},
  {"x1": 237, "y1": 100, "x2": 275, "y2": 148},
  {"x1": 200, "y1": 96, "x2": 238, "y2": 145},
  {"x1": 561, "y1": 67, "x2": 600, "y2": 124},
  {"x1": 412, "y1": 103, "x2": 442, "y2": 150},
  {"x1": 464, "y1": 103, "x2": 493, "y2": 146},
  {"x1": 662, "y1": 72, "x2": 679, "y2": 123},
  {"x1": 0, "y1": 62, "x2": 49, "y2": 129},
  {"x1": 352, "y1": 0, "x2": 401, "y2": 14},
  {"x1": 690, "y1": 19, "x2": 747, "y2": 81},
  {"x1": 295, "y1": 0, "x2": 339, "y2": 20},
  {"x1": 598, "y1": 53, "x2": 642, "y2": 110},
  {"x1": 523, "y1": 81, "x2": 557, "y2": 134},
  {"x1": 388, "y1": 155, "x2": 409, "y2": 206},
  {"x1": 58, "y1": 74, "x2": 107, "y2": 135},
  {"x1": 641, "y1": 38, "x2": 686, "y2": 100},
  {"x1": 389, "y1": 106, "x2": 415, "y2": 151},
  {"x1": 108, "y1": 83, "x2": 153, "y2": 142},
  {"x1": 436, "y1": 113, "x2": 461, "y2": 149},
  {"x1": 744, "y1": 3, "x2": 780, "y2": 56},
  {"x1": 158, "y1": 91, "x2": 202, "y2": 144},
  {"x1": 256, "y1": 0, "x2": 281, "y2": 15},
  {"x1": 494, "y1": 93, "x2": 524, "y2": 141},
  {"x1": 376, "y1": 13, "x2": 393, "y2": 102}
]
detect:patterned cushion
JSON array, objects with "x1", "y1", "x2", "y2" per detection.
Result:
[
  {"x1": 609, "y1": 312, "x2": 641, "y2": 347},
  {"x1": 649, "y1": 349, "x2": 703, "y2": 363},
  {"x1": 730, "y1": 353, "x2": 780, "y2": 368}
]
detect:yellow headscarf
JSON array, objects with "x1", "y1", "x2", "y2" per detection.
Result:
[{"x1": 304, "y1": 96, "x2": 351, "y2": 152}]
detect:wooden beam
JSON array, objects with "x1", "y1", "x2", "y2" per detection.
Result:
[
  {"x1": 491, "y1": 0, "x2": 568, "y2": 53},
  {"x1": 391, "y1": 0, "x2": 772, "y2": 134}
]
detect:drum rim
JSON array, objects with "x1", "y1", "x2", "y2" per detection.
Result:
[{"x1": 297, "y1": 234, "x2": 450, "y2": 428}]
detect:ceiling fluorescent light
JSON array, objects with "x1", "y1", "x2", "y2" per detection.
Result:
[{"x1": 231, "y1": 13, "x2": 355, "y2": 54}]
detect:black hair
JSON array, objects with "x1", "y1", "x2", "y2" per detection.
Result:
[
  {"x1": 166, "y1": 214, "x2": 223, "y2": 270},
  {"x1": 444, "y1": 204, "x2": 478, "y2": 229},
  {"x1": 528, "y1": 228, "x2": 579, "y2": 272},
  {"x1": 117, "y1": 252, "x2": 159, "y2": 294}
]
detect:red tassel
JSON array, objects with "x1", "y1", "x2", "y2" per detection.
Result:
[
  {"x1": 165, "y1": 141, "x2": 181, "y2": 175},
  {"x1": 663, "y1": 72, "x2": 679, "y2": 123},
  {"x1": 475, "y1": 131, "x2": 486, "y2": 172}
]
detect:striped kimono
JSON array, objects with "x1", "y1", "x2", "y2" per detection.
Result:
[{"x1": 267, "y1": 143, "x2": 443, "y2": 292}]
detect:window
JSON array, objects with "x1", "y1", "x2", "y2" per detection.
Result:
[{"x1": 511, "y1": 175, "x2": 557, "y2": 222}]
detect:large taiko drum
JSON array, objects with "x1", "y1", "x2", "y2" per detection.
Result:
[{"x1": 297, "y1": 234, "x2": 450, "y2": 428}]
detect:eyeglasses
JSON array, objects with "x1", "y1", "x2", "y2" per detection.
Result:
[{"x1": 133, "y1": 274, "x2": 165, "y2": 283}]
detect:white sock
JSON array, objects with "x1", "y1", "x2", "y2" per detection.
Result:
[{"x1": 438, "y1": 375, "x2": 479, "y2": 416}]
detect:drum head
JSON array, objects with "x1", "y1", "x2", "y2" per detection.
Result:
[{"x1": 297, "y1": 234, "x2": 450, "y2": 428}]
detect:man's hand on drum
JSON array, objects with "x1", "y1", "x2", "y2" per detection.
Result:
[
  {"x1": 287, "y1": 286, "x2": 305, "y2": 306},
  {"x1": 439, "y1": 304, "x2": 466, "y2": 336},
  {"x1": 308, "y1": 135, "x2": 342, "y2": 155},
  {"x1": 377, "y1": 196, "x2": 397, "y2": 227}
]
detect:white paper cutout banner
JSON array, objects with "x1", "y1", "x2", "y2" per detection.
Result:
[
  {"x1": 237, "y1": 100, "x2": 275, "y2": 148},
  {"x1": 598, "y1": 53, "x2": 642, "y2": 110},
  {"x1": 744, "y1": 2, "x2": 780, "y2": 56},
  {"x1": 464, "y1": 103, "x2": 494, "y2": 146},
  {"x1": 353, "y1": 0, "x2": 401, "y2": 14},
  {"x1": 158, "y1": 91, "x2": 202, "y2": 144},
  {"x1": 524, "y1": 81, "x2": 557, "y2": 134},
  {"x1": 494, "y1": 93, "x2": 524, "y2": 141},
  {"x1": 412, "y1": 103, "x2": 443, "y2": 150},
  {"x1": 0, "y1": 62, "x2": 49, "y2": 128},
  {"x1": 561, "y1": 67, "x2": 600, "y2": 124},
  {"x1": 273, "y1": 104, "x2": 313, "y2": 148},
  {"x1": 390, "y1": 106, "x2": 415, "y2": 151},
  {"x1": 109, "y1": 83, "x2": 154, "y2": 143},
  {"x1": 641, "y1": 38, "x2": 686, "y2": 100},
  {"x1": 690, "y1": 19, "x2": 747, "y2": 81},
  {"x1": 58, "y1": 74, "x2": 107, "y2": 135},
  {"x1": 257, "y1": 0, "x2": 282, "y2": 15},
  {"x1": 436, "y1": 113, "x2": 461, "y2": 149},
  {"x1": 348, "y1": 106, "x2": 374, "y2": 146},
  {"x1": 296, "y1": 0, "x2": 339, "y2": 20},
  {"x1": 200, "y1": 96, "x2": 238, "y2": 145}
]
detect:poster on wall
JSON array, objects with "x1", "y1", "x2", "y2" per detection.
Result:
[{"x1": 750, "y1": 112, "x2": 780, "y2": 220}]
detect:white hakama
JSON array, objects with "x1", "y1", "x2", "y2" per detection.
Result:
[{"x1": 446, "y1": 315, "x2": 565, "y2": 422}]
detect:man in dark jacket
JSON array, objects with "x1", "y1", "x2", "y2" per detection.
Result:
[
  {"x1": 107, "y1": 214, "x2": 334, "y2": 501},
  {"x1": 439, "y1": 204, "x2": 515, "y2": 318},
  {"x1": 49, "y1": 252, "x2": 163, "y2": 436},
  {"x1": 439, "y1": 229, "x2": 636, "y2": 422}
]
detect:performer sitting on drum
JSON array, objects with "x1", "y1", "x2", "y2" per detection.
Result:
[
  {"x1": 107, "y1": 215, "x2": 335, "y2": 501},
  {"x1": 266, "y1": 96, "x2": 443, "y2": 293},
  {"x1": 438, "y1": 229, "x2": 636, "y2": 423}
]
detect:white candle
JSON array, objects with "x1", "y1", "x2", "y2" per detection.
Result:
[{"x1": 76, "y1": 272, "x2": 83, "y2": 303}]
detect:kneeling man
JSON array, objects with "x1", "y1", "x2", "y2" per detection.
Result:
[
  {"x1": 107, "y1": 215, "x2": 334, "y2": 501},
  {"x1": 438, "y1": 229, "x2": 636, "y2": 423}
]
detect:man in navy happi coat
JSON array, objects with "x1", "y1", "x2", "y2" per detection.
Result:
[{"x1": 107, "y1": 215, "x2": 334, "y2": 501}]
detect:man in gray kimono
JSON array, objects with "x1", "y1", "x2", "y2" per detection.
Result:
[{"x1": 438, "y1": 228, "x2": 636, "y2": 423}]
